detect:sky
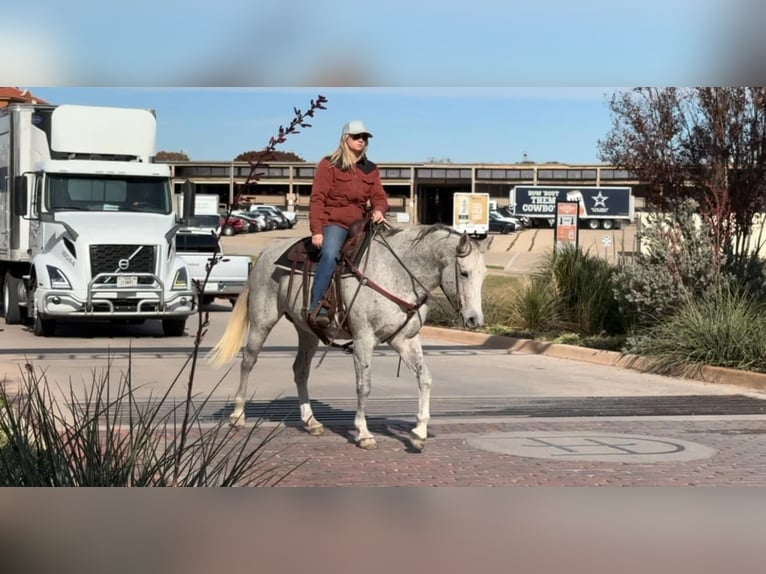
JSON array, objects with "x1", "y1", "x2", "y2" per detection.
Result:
[
  {"x1": 8, "y1": 0, "x2": 764, "y2": 165},
  {"x1": 28, "y1": 87, "x2": 621, "y2": 165}
]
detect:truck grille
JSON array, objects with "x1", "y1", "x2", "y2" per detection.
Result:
[{"x1": 90, "y1": 244, "x2": 157, "y2": 285}]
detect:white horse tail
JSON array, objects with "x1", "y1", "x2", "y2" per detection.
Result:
[{"x1": 208, "y1": 284, "x2": 250, "y2": 366}]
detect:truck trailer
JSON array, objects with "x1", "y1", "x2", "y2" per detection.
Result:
[
  {"x1": 0, "y1": 103, "x2": 197, "y2": 336},
  {"x1": 510, "y1": 185, "x2": 634, "y2": 230}
]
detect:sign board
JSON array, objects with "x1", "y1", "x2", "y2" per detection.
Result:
[
  {"x1": 453, "y1": 193, "x2": 488, "y2": 226},
  {"x1": 452, "y1": 192, "x2": 490, "y2": 235},
  {"x1": 554, "y1": 201, "x2": 579, "y2": 249},
  {"x1": 511, "y1": 185, "x2": 632, "y2": 218}
]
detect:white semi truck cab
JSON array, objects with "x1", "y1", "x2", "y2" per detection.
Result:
[{"x1": 0, "y1": 103, "x2": 197, "y2": 336}]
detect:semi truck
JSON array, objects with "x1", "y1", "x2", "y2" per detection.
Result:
[
  {"x1": 0, "y1": 103, "x2": 197, "y2": 336},
  {"x1": 452, "y1": 192, "x2": 490, "y2": 237},
  {"x1": 510, "y1": 185, "x2": 634, "y2": 230}
]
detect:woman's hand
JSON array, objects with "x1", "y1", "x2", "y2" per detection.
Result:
[
  {"x1": 371, "y1": 210, "x2": 385, "y2": 224},
  {"x1": 312, "y1": 234, "x2": 323, "y2": 249}
]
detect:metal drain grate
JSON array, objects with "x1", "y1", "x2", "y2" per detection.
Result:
[{"x1": 77, "y1": 395, "x2": 766, "y2": 426}]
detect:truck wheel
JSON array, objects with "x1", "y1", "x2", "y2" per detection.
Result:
[
  {"x1": 587, "y1": 220, "x2": 600, "y2": 230},
  {"x1": 601, "y1": 219, "x2": 614, "y2": 230},
  {"x1": 33, "y1": 314, "x2": 56, "y2": 337},
  {"x1": 162, "y1": 318, "x2": 187, "y2": 337},
  {"x1": 3, "y1": 272, "x2": 23, "y2": 325}
]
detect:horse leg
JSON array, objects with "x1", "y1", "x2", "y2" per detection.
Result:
[
  {"x1": 293, "y1": 327, "x2": 323, "y2": 435},
  {"x1": 230, "y1": 309, "x2": 280, "y2": 427},
  {"x1": 389, "y1": 335, "x2": 431, "y2": 451},
  {"x1": 352, "y1": 336, "x2": 377, "y2": 450}
]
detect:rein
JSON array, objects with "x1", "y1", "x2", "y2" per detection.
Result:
[{"x1": 341, "y1": 224, "x2": 468, "y2": 343}]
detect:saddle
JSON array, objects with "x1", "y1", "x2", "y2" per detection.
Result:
[{"x1": 275, "y1": 218, "x2": 374, "y2": 344}]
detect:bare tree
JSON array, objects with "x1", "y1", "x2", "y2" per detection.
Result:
[{"x1": 599, "y1": 87, "x2": 766, "y2": 263}]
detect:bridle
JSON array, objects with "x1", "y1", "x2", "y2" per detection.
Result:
[{"x1": 341, "y1": 225, "x2": 470, "y2": 342}]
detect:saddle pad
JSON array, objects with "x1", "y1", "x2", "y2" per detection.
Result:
[{"x1": 274, "y1": 237, "x2": 319, "y2": 271}]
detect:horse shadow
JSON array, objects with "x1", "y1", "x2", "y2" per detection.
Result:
[{"x1": 211, "y1": 396, "x2": 431, "y2": 453}]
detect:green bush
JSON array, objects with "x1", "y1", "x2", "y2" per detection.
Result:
[
  {"x1": 626, "y1": 282, "x2": 766, "y2": 375},
  {"x1": 505, "y1": 275, "x2": 560, "y2": 335},
  {"x1": 541, "y1": 244, "x2": 625, "y2": 336},
  {"x1": 613, "y1": 199, "x2": 722, "y2": 328},
  {"x1": 0, "y1": 360, "x2": 299, "y2": 487}
]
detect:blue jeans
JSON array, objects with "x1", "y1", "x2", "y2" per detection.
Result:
[{"x1": 310, "y1": 224, "x2": 348, "y2": 312}]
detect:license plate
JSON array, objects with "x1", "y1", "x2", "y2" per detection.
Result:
[{"x1": 117, "y1": 275, "x2": 138, "y2": 288}]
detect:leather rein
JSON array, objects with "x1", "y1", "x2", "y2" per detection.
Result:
[{"x1": 341, "y1": 224, "x2": 470, "y2": 343}]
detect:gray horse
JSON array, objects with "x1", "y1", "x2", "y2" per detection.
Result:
[{"x1": 209, "y1": 224, "x2": 489, "y2": 450}]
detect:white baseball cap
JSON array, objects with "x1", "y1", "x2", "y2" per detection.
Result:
[{"x1": 342, "y1": 120, "x2": 373, "y2": 138}]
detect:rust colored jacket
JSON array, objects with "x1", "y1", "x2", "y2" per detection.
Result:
[{"x1": 309, "y1": 157, "x2": 389, "y2": 235}]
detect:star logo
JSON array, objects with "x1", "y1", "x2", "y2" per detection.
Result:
[{"x1": 592, "y1": 192, "x2": 607, "y2": 208}]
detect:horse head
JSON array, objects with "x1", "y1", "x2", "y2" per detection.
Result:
[{"x1": 440, "y1": 232, "x2": 488, "y2": 329}]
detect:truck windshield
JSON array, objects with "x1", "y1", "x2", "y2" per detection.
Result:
[{"x1": 46, "y1": 174, "x2": 172, "y2": 214}]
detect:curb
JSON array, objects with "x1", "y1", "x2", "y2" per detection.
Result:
[{"x1": 420, "y1": 326, "x2": 766, "y2": 393}]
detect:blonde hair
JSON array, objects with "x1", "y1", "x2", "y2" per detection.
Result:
[{"x1": 327, "y1": 134, "x2": 368, "y2": 171}]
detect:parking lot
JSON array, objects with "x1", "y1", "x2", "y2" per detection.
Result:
[{"x1": 220, "y1": 217, "x2": 639, "y2": 274}]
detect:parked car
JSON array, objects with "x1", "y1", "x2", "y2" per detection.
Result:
[
  {"x1": 488, "y1": 211, "x2": 518, "y2": 234},
  {"x1": 495, "y1": 206, "x2": 529, "y2": 227},
  {"x1": 175, "y1": 231, "x2": 251, "y2": 306},
  {"x1": 231, "y1": 210, "x2": 269, "y2": 232},
  {"x1": 219, "y1": 216, "x2": 248, "y2": 236},
  {"x1": 249, "y1": 204, "x2": 296, "y2": 228}
]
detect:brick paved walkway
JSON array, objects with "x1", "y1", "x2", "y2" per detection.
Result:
[{"x1": 248, "y1": 417, "x2": 766, "y2": 486}]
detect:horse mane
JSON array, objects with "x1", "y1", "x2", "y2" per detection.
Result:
[
  {"x1": 412, "y1": 223, "x2": 461, "y2": 246},
  {"x1": 380, "y1": 223, "x2": 458, "y2": 240}
]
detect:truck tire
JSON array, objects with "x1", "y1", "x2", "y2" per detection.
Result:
[
  {"x1": 162, "y1": 318, "x2": 187, "y2": 337},
  {"x1": 601, "y1": 219, "x2": 614, "y2": 230},
  {"x1": 587, "y1": 219, "x2": 600, "y2": 230},
  {"x1": 3, "y1": 272, "x2": 23, "y2": 325},
  {"x1": 33, "y1": 314, "x2": 56, "y2": 337}
]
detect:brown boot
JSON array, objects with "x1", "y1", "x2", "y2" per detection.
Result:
[{"x1": 309, "y1": 308, "x2": 331, "y2": 330}]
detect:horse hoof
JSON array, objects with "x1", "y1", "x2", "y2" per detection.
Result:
[
  {"x1": 409, "y1": 435, "x2": 426, "y2": 451},
  {"x1": 357, "y1": 437, "x2": 378, "y2": 450},
  {"x1": 229, "y1": 414, "x2": 246, "y2": 428},
  {"x1": 304, "y1": 423, "x2": 325, "y2": 436}
]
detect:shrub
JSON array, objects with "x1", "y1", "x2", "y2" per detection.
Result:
[
  {"x1": 540, "y1": 244, "x2": 625, "y2": 336},
  {"x1": 626, "y1": 282, "x2": 766, "y2": 375},
  {"x1": 504, "y1": 275, "x2": 560, "y2": 334},
  {"x1": 613, "y1": 199, "x2": 723, "y2": 328},
  {"x1": 0, "y1": 360, "x2": 299, "y2": 487}
]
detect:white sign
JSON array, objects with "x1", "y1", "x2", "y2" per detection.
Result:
[
  {"x1": 117, "y1": 275, "x2": 138, "y2": 288},
  {"x1": 601, "y1": 235, "x2": 612, "y2": 248}
]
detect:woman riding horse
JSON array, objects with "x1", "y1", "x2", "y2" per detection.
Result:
[{"x1": 308, "y1": 120, "x2": 389, "y2": 329}]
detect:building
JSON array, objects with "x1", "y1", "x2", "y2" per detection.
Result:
[
  {"x1": 165, "y1": 160, "x2": 644, "y2": 225},
  {"x1": 0, "y1": 87, "x2": 48, "y2": 108}
]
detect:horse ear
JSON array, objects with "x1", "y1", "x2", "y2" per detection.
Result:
[
  {"x1": 476, "y1": 235, "x2": 493, "y2": 254},
  {"x1": 457, "y1": 232, "x2": 471, "y2": 256}
]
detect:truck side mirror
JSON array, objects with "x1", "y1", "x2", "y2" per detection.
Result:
[
  {"x1": 182, "y1": 179, "x2": 196, "y2": 220},
  {"x1": 12, "y1": 175, "x2": 28, "y2": 217}
]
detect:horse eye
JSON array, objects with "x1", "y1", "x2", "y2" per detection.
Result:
[{"x1": 460, "y1": 270, "x2": 469, "y2": 278}]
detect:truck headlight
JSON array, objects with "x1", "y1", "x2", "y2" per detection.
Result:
[
  {"x1": 172, "y1": 267, "x2": 189, "y2": 290},
  {"x1": 46, "y1": 265, "x2": 72, "y2": 289}
]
